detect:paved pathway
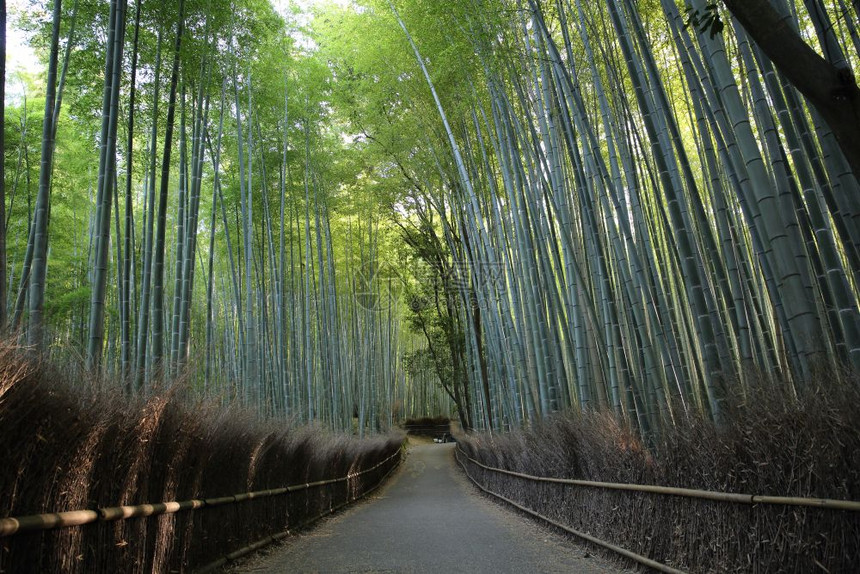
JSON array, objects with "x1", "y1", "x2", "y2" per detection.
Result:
[{"x1": 232, "y1": 442, "x2": 625, "y2": 573}]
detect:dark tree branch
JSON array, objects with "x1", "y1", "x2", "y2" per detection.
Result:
[{"x1": 722, "y1": 0, "x2": 860, "y2": 178}]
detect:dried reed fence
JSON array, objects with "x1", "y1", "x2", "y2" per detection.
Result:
[
  {"x1": 0, "y1": 342, "x2": 403, "y2": 573},
  {"x1": 456, "y1": 379, "x2": 860, "y2": 573}
]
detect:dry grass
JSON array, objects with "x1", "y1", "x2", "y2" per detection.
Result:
[
  {"x1": 0, "y1": 341, "x2": 403, "y2": 573},
  {"x1": 459, "y1": 374, "x2": 860, "y2": 573}
]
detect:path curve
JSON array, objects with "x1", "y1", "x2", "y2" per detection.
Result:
[{"x1": 231, "y1": 442, "x2": 625, "y2": 573}]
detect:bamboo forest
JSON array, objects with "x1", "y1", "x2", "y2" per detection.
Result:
[
  {"x1": 3, "y1": 0, "x2": 860, "y2": 433},
  {"x1": 2, "y1": 0, "x2": 860, "y2": 572}
]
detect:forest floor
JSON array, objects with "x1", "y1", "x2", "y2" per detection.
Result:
[{"x1": 226, "y1": 441, "x2": 630, "y2": 574}]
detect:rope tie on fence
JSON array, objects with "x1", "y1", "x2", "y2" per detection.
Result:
[{"x1": 0, "y1": 448, "x2": 403, "y2": 537}]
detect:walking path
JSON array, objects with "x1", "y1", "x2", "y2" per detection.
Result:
[{"x1": 231, "y1": 442, "x2": 626, "y2": 573}]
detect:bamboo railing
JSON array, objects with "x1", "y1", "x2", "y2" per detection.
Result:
[
  {"x1": 0, "y1": 448, "x2": 403, "y2": 537},
  {"x1": 455, "y1": 445, "x2": 860, "y2": 574},
  {"x1": 455, "y1": 447, "x2": 860, "y2": 511}
]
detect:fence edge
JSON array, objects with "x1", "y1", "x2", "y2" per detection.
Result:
[
  {"x1": 194, "y1": 450, "x2": 403, "y2": 573},
  {"x1": 454, "y1": 448, "x2": 688, "y2": 574},
  {"x1": 456, "y1": 446, "x2": 860, "y2": 511},
  {"x1": 0, "y1": 446, "x2": 404, "y2": 537}
]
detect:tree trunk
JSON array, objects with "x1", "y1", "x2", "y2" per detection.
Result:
[
  {"x1": 0, "y1": 0, "x2": 6, "y2": 332},
  {"x1": 152, "y1": 0, "x2": 185, "y2": 372},
  {"x1": 722, "y1": 0, "x2": 860, "y2": 179},
  {"x1": 121, "y1": 0, "x2": 142, "y2": 381},
  {"x1": 87, "y1": 0, "x2": 127, "y2": 370},
  {"x1": 27, "y1": 0, "x2": 62, "y2": 347},
  {"x1": 134, "y1": 29, "x2": 162, "y2": 390}
]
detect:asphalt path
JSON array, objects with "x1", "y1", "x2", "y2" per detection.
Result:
[{"x1": 231, "y1": 442, "x2": 625, "y2": 574}]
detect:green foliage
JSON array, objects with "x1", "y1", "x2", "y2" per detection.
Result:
[
  {"x1": 684, "y1": 2, "x2": 724, "y2": 39},
  {"x1": 46, "y1": 285, "x2": 90, "y2": 321},
  {"x1": 7, "y1": 0, "x2": 857, "y2": 435}
]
